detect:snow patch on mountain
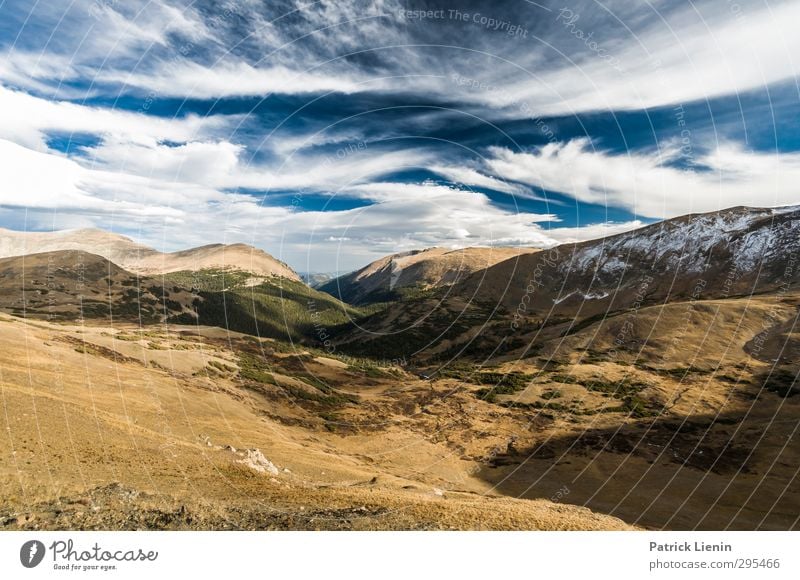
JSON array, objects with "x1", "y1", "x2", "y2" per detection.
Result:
[
  {"x1": 553, "y1": 290, "x2": 610, "y2": 304},
  {"x1": 564, "y1": 207, "x2": 797, "y2": 279}
]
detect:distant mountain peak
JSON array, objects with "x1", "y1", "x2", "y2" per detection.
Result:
[
  {"x1": 0, "y1": 228, "x2": 301, "y2": 281},
  {"x1": 319, "y1": 245, "x2": 540, "y2": 305}
]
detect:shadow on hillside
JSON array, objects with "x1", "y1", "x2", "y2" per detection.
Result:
[{"x1": 475, "y1": 406, "x2": 800, "y2": 530}]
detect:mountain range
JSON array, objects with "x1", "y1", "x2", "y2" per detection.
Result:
[
  {"x1": 336, "y1": 205, "x2": 800, "y2": 361},
  {"x1": 1, "y1": 204, "x2": 798, "y2": 531},
  {"x1": 318, "y1": 246, "x2": 540, "y2": 305},
  {"x1": 0, "y1": 227, "x2": 300, "y2": 280}
]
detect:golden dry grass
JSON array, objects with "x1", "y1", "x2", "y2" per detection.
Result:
[{"x1": 0, "y1": 315, "x2": 633, "y2": 530}]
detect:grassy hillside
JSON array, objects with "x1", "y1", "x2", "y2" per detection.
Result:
[
  {"x1": 0, "y1": 250, "x2": 193, "y2": 323},
  {"x1": 162, "y1": 269, "x2": 371, "y2": 344}
]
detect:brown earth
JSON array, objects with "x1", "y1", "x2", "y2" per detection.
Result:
[
  {"x1": 0, "y1": 315, "x2": 633, "y2": 531},
  {"x1": 2, "y1": 289, "x2": 797, "y2": 530},
  {"x1": 332, "y1": 291, "x2": 800, "y2": 529}
]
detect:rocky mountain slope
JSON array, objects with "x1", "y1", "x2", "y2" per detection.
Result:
[
  {"x1": 319, "y1": 246, "x2": 539, "y2": 305},
  {"x1": 0, "y1": 228, "x2": 301, "y2": 281},
  {"x1": 338, "y1": 205, "x2": 800, "y2": 359},
  {"x1": 474, "y1": 204, "x2": 800, "y2": 317}
]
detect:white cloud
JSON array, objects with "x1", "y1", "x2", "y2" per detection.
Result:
[
  {"x1": 342, "y1": 181, "x2": 555, "y2": 215},
  {"x1": 428, "y1": 165, "x2": 533, "y2": 196},
  {"x1": 468, "y1": 0, "x2": 800, "y2": 116},
  {"x1": 7, "y1": 0, "x2": 800, "y2": 117},
  {"x1": 103, "y1": 61, "x2": 371, "y2": 99},
  {"x1": 0, "y1": 1, "x2": 216, "y2": 93},
  {"x1": 268, "y1": 182, "x2": 560, "y2": 270},
  {"x1": 0, "y1": 51, "x2": 84, "y2": 95},
  {"x1": 230, "y1": 148, "x2": 430, "y2": 192},
  {"x1": 484, "y1": 139, "x2": 800, "y2": 219},
  {"x1": 272, "y1": 183, "x2": 647, "y2": 271},
  {"x1": 266, "y1": 131, "x2": 370, "y2": 157},
  {"x1": 5, "y1": 0, "x2": 799, "y2": 115},
  {"x1": 1, "y1": 137, "x2": 643, "y2": 271},
  {"x1": 546, "y1": 220, "x2": 646, "y2": 244},
  {"x1": 4, "y1": 0, "x2": 797, "y2": 273},
  {"x1": 0, "y1": 139, "x2": 187, "y2": 218},
  {"x1": 80, "y1": 134, "x2": 431, "y2": 194},
  {"x1": 79, "y1": 0, "x2": 214, "y2": 62},
  {"x1": 83, "y1": 139, "x2": 244, "y2": 184},
  {"x1": 0, "y1": 84, "x2": 236, "y2": 151},
  {"x1": 74, "y1": 0, "x2": 800, "y2": 116}
]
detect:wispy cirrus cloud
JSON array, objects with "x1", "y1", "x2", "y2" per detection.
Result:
[
  {"x1": 487, "y1": 0, "x2": 800, "y2": 117},
  {"x1": 18, "y1": 0, "x2": 794, "y2": 117},
  {"x1": 427, "y1": 165, "x2": 534, "y2": 197},
  {"x1": 0, "y1": 84, "x2": 237, "y2": 150},
  {"x1": 101, "y1": 61, "x2": 374, "y2": 99},
  {"x1": 0, "y1": 0, "x2": 799, "y2": 271},
  {"x1": 1, "y1": 136, "x2": 627, "y2": 271},
  {"x1": 483, "y1": 139, "x2": 800, "y2": 219}
]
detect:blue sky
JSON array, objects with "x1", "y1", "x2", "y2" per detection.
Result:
[{"x1": 1, "y1": 0, "x2": 799, "y2": 272}]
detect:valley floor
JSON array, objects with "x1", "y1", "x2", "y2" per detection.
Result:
[
  {"x1": 0, "y1": 309, "x2": 797, "y2": 530},
  {"x1": 0, "y1": 315, "x2": 630, "y2": 531}
]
